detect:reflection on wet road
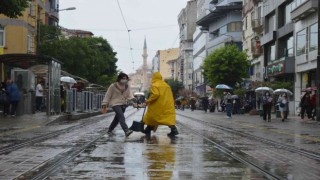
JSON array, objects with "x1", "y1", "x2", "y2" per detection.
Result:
[{"x1": 49, "y1": 109, "x2": 265, "y2": 179}]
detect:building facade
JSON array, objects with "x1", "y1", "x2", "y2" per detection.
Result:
[
  {"x1": 0, "y1": 0, "x2": 60, "y2": 81},
  {"x1": 291, "y1": 0, "x2": 318, "y2": 112},
  {"x1": 243, "y1": 0, "x2": 264, "y2": 82},
  {"x1": 152, "y1": 48, "x2": 180, "y2": 80},
  {"x1": 196, "y1": 0, "x2": 243, "y2": 89},
  {"x1": 178, "y1": 0, "x2": 197, "y2": 90},
  {"x1": 193, "y1": 0, "x2": 211, "y2": 96}
]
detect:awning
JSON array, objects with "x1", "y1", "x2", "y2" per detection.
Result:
[{"x1": 0, "y1": 53, "x2": 61, "y2": 69}]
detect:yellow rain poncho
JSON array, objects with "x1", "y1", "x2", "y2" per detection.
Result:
[{"x1": 143, "y1": 72, "x2": 176, "y2": 127}]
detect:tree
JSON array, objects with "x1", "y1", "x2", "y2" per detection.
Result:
[
  {"x1": 0, "y1": 0, "x2": 29, "y2": 18},
  {"x1": 203, "y1": 44, "x2": 250, "y2": 88},
  {"x1": 165, "y1": 79, "x2": 184, "y2": 98},
  {"x1": 38, "y1": 25, "x2": 118, "y2": 86}
]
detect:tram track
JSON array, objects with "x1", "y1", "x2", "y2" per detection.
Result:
[
  {"x1": 0, "y1": 108, "x2": 136, "y2": 155},
  {"x1": 177, "y1": 113, "x2": 320, "y2": 161},
  {"x1": 177, "y1": 122, "x2": 283, "y2": 180},
  {"x1": 177, "y1": 113, "x2": 320, "y2": 180},
  {"x1": 15, "y1": 109, "x2": 137, "y2": 180}
]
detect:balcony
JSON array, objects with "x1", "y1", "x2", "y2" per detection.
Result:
[
  {"x1": 251, "y1": 18, "x2": 264, "y2": 34},
  {"x1": 261, "y1": 31, "x2": 276, "y2": 45},
  {"x1": 277, "y1": 23, "x2": 293, "y2": 38},
  {"x1": 291, "y1": 0, "x2": 318, "y2": 21}
]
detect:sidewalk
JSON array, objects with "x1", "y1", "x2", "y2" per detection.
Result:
[{"x1": 0, "y1": 111, "x2": 102, "y2": 135}]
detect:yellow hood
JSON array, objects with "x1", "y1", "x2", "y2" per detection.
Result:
[{"x1": 152, "y1": 72, "x2": 162, "y2": 83}]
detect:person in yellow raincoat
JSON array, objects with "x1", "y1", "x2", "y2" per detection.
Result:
[{"x1": 143, "y1": 72, "x2": 179, "y2": 136}]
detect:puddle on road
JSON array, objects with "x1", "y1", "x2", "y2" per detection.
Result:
[{"x1": 48, "y1": 130, "x2": 266, "y2": 179}]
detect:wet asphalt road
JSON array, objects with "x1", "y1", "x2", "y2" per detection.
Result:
[
  {"x1": 47, "y1": 108, "x2": 264, "y2": 180},
  {"x1": 0, "y1": 107, "x2": 320, "y2": 179}
]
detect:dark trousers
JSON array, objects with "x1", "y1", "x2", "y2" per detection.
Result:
[
  {"x1": 36, "y1": 96, "x2": 43, "y2": 111},
  {"x1": 301, "y1": 106, "x2": 312, "y2": 119},
  {"x1": 263, "y1": 104, "x2": 271, "y2": 120},
  {"x1": 108, "y1": 105, "x2": 128, "y2": 132},
  {"x1": 10, "y1": 101, "x2": 18, "y2": 115},
  {"x1": 3, "y1": 101, "x2": 10, "y2": 115},
  {"x1": 226, "y1": 103, "x2": 232, "y2": 117}
]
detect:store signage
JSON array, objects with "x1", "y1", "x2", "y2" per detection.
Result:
[{"x1": 267, "y1": 62, "x2": 284, "y2": 75}]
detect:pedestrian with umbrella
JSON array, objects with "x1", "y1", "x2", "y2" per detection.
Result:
[
  {"x1": 300, "y1": 92, "x2": 312, "y2": 120},
  {"x1": 262, "y1": 91, "x2": 273, "y2": 122},
  {"x1": 223, "y1": 90, "x2": 232, "y2": 118},
  {"x1": 274, "y1": 88, "x2": 293, "y2": 120},
  {"x1": 215, "y1": 84, "x2": 232, "y2": 116},
  {"x1": 277, "y1": 93, "x2": 289, "y2": 122}
]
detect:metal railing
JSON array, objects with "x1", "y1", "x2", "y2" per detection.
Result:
[{"x1": 65, "y1": 88, "x2": 104, "y2": 113}]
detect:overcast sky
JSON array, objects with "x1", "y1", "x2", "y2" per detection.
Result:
[{"x1": 59, "y1": 0, "x2": 190, "y2": 74}]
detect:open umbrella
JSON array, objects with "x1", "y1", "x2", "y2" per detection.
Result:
[
  {"x1": 255, "y1": 87, "x2": 274, "y2": 94},
  {"x1": 215, "y1": 84, "x2": 232, "y2": 90},
  {"x1": 60, "y1": 76, "x2": 77, "y2": 84},
  {"x1": 274, "y1": 88, "x2": 293, "y2": 96},
  {"x1": 302, "y1": 87, "x2": 317, "y2": 92},
  {"x1": 231, "y1": 95, "x2": 239, "y2": 99}
]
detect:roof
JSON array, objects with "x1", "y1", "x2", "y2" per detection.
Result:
[{"x1": 0, "y1": 53, "x2": 61, "y2": 69}]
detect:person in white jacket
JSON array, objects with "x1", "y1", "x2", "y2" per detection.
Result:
[{"x1": 101, "y1": 72, "x2": 134, "y2": 137}]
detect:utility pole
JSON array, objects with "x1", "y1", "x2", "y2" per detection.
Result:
[{"x1": 316, "y1": 9, "x2": 320, "y2": 121}]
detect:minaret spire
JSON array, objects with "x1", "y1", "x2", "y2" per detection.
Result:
[{"x1": 142, "y1": 36, "x2": 148, "y2": 92}]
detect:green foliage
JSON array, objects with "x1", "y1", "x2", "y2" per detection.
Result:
[
  {"x1": 202, "y1": 45, "x2": 250, "y2": 88},
  {"x1": 269, "y1": 81, "x2": 293, "y2": 92},
  {"x1": 0, "y1": 0, "x2": 28, "y2": 18},
  {"x1": 39, "y1": 26, "x2": 118, "y2": 86},
  {"x1": 165, "y1": 79, "x2": 184, "y2": 98},
  {"x1": 233, "y1": 88, "x2": 246, "y2": 97}
]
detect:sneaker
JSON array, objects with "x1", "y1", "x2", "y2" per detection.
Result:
[
  {"x1": 125, "y1": 130, "x2": 133, "y2": 137},
  {"x1": 107, "y1": 131, "x2": 114, "y2": 136}
]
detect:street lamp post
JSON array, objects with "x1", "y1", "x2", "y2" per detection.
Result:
[{"x1": 316, "y1": 11, "x2": 320, "y2": 121}]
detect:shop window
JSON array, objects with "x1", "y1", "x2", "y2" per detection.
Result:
[
  {"x1": 309, "y1": 23, "x2": 318, "y2": 52},
  {"x1": 296, "y1": 28, "x2": 306, "y2": 56}
]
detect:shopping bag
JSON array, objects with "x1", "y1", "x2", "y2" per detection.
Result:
[{"x1": 129, "y1": 106, "x2": 146, "y2": 132}]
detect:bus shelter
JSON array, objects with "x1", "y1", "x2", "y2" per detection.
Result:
[{"x1": 0, "y1": 54, "x2": 62, "y2": 115}]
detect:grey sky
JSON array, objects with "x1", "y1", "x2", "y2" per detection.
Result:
[{"x1": 59, "y1": 0, "x2": 190, "y2": 74}]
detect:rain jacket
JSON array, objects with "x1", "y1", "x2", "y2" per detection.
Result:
[{"x1": 143, "y1": 72, "x2": 176, "y2": 127}]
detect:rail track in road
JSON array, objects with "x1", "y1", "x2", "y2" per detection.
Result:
[
  {"x1": 177, "y1": 113, "x2": 320, "y2": 161},
  {"x1": 14, "y1": 109, "x2": 137, "y2": 180},
  {"x1": 0, "y1": 109, "x2": 136, "y2": 155},
  {"x1": 177, "y1": 113, "x2": 320, "y2": 180}
]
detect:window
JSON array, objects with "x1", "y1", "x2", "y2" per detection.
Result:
[
  {"x1": 309, "y1": 23, "x2": 318, "y2": 52},
  {"x1": 296, "y1": 29, "x2": 306, "y2": 56},
  {"x1": 287, "y1": 36, "x2": 294, "y2": 57},
  {"x1": 268, "y1": 43, "x2": 276, "y2": 62},
  {"x1": 220, "y1": 25, "x2": 227, "y2": 35},
  {"x1": 228, "y1": 22, "x2": 242, "y2": 32},
  {"x1": 27, "y1": 32, "x2": 33, "y2": 53},
  {"x1": 28, "y1": 1, "x2": 35, "y2": 16},
  {"x1": 285, "y1": 3, "x2": 292, "y2": 24},
  {"x1": 267, "y1": 14, "x2": 276, "y2": 33},
  {"x1": 188, "y1": 73, "x2": 192, "y2": 80},
  {"x1": 0, "y1": 26, "x2": 4, "y2": 47}
]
